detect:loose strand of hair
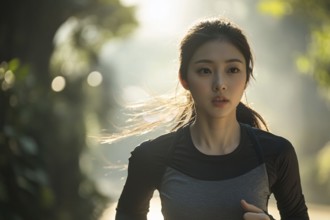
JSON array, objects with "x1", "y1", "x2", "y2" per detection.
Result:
[{"x1": 100, "y1": 90, "x2": 192, "y2": 144}]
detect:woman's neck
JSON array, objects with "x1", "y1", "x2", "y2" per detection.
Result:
[{"x1": 189, "y1": 117, "x2": 241, "y2": 155}]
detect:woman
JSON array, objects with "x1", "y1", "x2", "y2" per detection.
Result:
[{"x1": 114, "y1": 17, "x2": 309, "y2": 220}]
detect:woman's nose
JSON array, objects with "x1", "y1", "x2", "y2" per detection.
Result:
[{"x1": 213, "y1": 74, "x2": 227, "y2": 92}]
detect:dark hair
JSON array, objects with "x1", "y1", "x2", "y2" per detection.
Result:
[{"x1": 175, "y1": 18, "x2": 268, "y2": 130}]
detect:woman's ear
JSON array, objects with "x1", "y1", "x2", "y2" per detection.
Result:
[{"x1": 179, "y1": 73, "x2": 189, "y2": 90}]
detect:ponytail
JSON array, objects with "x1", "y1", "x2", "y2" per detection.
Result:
[{"x1": 236, "y1": 102, "x2": 268, "y2": 131}]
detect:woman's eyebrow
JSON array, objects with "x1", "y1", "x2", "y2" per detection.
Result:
[
  {"x1": 194, "y1": 58, "x2": 244, "y2": 64},
  {"x1": 225, "y1": 58, "x2": 244, "y2": 63}
]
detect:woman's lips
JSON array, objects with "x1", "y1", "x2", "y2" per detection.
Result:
[{"x1": 212, "y1": 96, "x2": 229, "y2": 107}]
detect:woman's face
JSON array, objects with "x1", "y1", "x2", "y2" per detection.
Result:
[{"x1": 182, "y1": 40, "x2": 247, "y2": 121}]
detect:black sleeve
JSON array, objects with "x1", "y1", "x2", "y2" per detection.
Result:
[
  {"x1": 115, "y1": 131, "x2": 176, "y2": 220},
  {"x1": 272, "y1": 141, "x2": 309, "y2": 220},
  {"x1": 115, "y1": 144, "x2": 156, "y2": 220}
]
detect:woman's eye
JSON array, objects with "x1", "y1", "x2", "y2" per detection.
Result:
[
  {"x1": 228, "y1": 67, "x2": 240, "y2": 73},
  {"x1": 197, "y1": 68, "x2": 212, "y2": 74}
]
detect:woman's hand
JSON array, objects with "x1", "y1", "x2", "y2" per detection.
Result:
[{"x1": 241, "y1": 199, "x2": 270, "y2": 220}]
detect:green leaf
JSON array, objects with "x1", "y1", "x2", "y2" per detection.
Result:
[
  {"x1": 296, "y1": 55, "x2": 312, "y2": 74},
  {"x1": 8, "y1": 58, "x2": 20, "y2": 72},
  {"x1": 257, "y1": 0, "x2": 291, "y2": 17}
]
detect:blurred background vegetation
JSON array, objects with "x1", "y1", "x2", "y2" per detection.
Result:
[
  {"x1": 258, "y1": 0, "x2": 330, "y2": 204},
  {"x1": 0, "y1": 0, "x2": 137, "y2": 219},
  {"x1": 1, "y1": 0, "x2": 330, "y2": 220}
]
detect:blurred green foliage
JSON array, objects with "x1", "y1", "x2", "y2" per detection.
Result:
[
  {"x1": 258, "y1": 0, "x2": 330, "y2": 98},
  {"x1": 258, "y1": 0, "x2": 330, "y2": 205},
  {"x1": 0, "y1": 0, "x2": 137, "y2": 219}
]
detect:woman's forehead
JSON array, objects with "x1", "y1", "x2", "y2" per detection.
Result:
[{"x1": 190, "y1": 40, "x2": 246, "y2": 64}]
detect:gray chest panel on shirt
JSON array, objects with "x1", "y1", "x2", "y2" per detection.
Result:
[{"x1": 159, "y1": 164, "x2": 270, "y2": 220}]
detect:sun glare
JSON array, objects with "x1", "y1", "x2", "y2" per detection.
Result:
[{"x1": 122, "y1": 0, "x2": 187, "y2": 37}]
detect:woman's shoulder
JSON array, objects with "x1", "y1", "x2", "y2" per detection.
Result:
[
  {"x1": 130, "y1": 129, "x2": 179, "y2": 161},
  {"x1": 124, "y1": 130, "x2": 180, "y2": 185},
  {"x1": 254, "y1": 128, "x2": 291, "y2": 145},
  {"x1": 251, "y1": 127, "x2": 295, "y2": 156}
]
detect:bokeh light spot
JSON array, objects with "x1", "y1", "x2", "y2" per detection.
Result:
[
  {"x1": 51, "y1": 76, "x2": 66, "y2": 92},
  {"x1": 87, "y1": 71, "x2": 103, "y2": 87}
]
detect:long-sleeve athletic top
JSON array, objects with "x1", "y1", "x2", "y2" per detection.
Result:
[{"x1": 115, "y1": 123, "x2": 309, "y2": 220}]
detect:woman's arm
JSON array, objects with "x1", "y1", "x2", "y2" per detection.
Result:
[
  {"x1": 272, "y1": 142, "x2": 309, "y2": 219},
  {"x1": 115, "y1": 145, "x2": 157, "y2": 220}
]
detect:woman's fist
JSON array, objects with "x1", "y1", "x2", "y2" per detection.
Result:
[{"x1": 241, "y1": 199, "x2": 270, "y2": 220}]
